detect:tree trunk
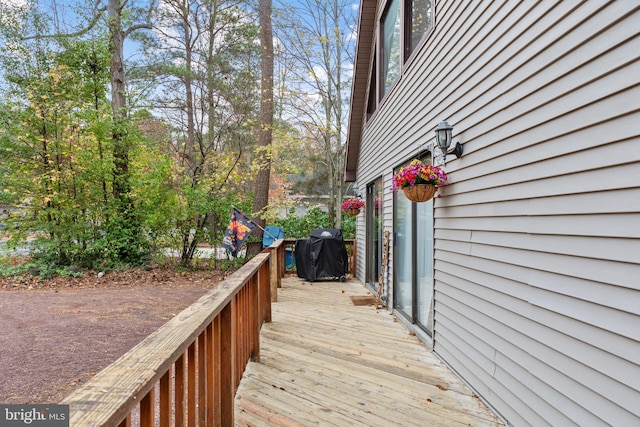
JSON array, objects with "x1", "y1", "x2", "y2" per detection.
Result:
[
  {"x1": 108, "y1": 0, "x2": 130, "y2": 202},
  {"x1": 333, "y1": 0, "x2": 344, "y2": 231},
  {"x1": 247, "y1": 0, "x2": 274, "y2": 258},
  {"x1": 183, "y1": 7, "x2": 196, "y2": 178},
  {"x1": 179, "y1": 2, "x2": 199, "y2": 265}
]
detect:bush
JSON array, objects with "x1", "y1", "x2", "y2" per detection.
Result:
[
  {"x1": 340, "y1": 213, "x2": 356, "y2": 239},
  {"x1": 274, "y1": 206, "x2": 357, "y2": 239},
  {"x1": 275, "y1": 207, "x2": 330, "y2": 238}
]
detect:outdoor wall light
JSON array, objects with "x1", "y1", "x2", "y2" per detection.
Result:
[{"x1": 435, "y1": 120, "x2": 463, "y2": 159}]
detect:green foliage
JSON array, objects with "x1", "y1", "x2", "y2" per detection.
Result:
[
  {"x1": 340, "y1": 212, "x2": 356, "y2": 239},
  {"x1": 0, "y1": 0, "x2": 357, "y2": 277},
  {"x1": 275, "y1": 207, "x2": 329, "y2": 238},
  {"x1": 216, "y1": 256, "x2": 246, "y2": 272},
  {"x1": 274, "y1": 206, "x2": 356, "y2": 239},
  {"x1": 97, "y1": 203, "x2": 150, "y2": 269},
  {"x1": 0, "y1": 30, "x2": 155, "y2": 273},
  {"x1": 0, "y1": 259, "x2": 31, "y2": 278},
  {"x1": 0, "y1": 254, "x2": 83, "y2": 281},
  {"x1": 132, "y1": 1, "x2": 263, "y2": 266}
]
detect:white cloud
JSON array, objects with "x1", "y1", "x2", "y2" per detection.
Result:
[{"x1": 311, "y1": 65, "x2": 328, "y2": 81}]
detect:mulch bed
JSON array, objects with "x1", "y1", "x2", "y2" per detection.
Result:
[{"x1": 0, "y1": 267, "x2": 224, "y2": 404}]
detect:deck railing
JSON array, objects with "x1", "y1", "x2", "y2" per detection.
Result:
[{"x1": 62, "y1": 240, "x2": 287, "y2": 426}]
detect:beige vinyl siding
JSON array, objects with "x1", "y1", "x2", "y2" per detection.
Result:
[{"x1": 352, "y1": 0, "x2": 640, "y2": 425}]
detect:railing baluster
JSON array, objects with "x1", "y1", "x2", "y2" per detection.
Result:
[
  {"x1": 159, "y1": 370, "x2": 171, "y2": 427},
  {"x1": 237, "y1": 290, "x2": 243, "y2": 380},
  {"x1": 188, "y1": 342, "x2": 196, "y2": 427},
  {"x1": 198, "y1": 332, "x2": 206, "y2": 426},
  {"x1": 175, "y1": 353, "x2": 185, "y2": 427},
  {"x1": 244, "y1": 284, "x2": 249, "y2": 365},
  {"x1": 140, "y1": 387, "x2": 155, "y2": 427},
  {"x1": 251, "y1": 274, "x2": 260, "y2": 362},
  {"x1": 206, "y1": 322, "x2": 214, "y2": 427},
  {"x1": 220, "y1": 301, "x2": 235, "y2": 426},
  {"x1": 236, "y1": 292, "x2": 243, "y2": 388},
  {"x1": 213, "y1": 315, "x2": 221, "y2": 426}
]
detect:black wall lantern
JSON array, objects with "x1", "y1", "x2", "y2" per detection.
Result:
[{"x1": 435, "y1": 121, "x2": 463, "y2": 159}]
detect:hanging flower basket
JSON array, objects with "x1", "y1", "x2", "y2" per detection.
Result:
[
  {"x1": 392, "y1": 159, "x2": 448, "y2": 202},
  {"x1": 403, "y1": 184, "x2": 437, "y2": 202},
  {"x1": 341, "y1": 198, "x2": 365, "y2": 215}
]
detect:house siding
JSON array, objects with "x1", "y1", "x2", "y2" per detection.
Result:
[{"x1": 351, "y1": 1, "x2": 640, "y2": 426}]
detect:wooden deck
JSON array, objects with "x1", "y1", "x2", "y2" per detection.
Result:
[{"x1": 234, "y1": 276, "x2": 503, "y2": 426}]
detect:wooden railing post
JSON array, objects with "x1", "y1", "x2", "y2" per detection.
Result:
[
  {"x1": 270, "y1": 245, "x2": 278, "y2": 302},
  {"x1": 251, "y1": 273, "x2": 261, "y2": 362},
  {"x1": 261, "y1": 261, "x2": 272, "y2": 323},
  {"x1": 351, "y1": 239, "x2": 357, "y2": 275},
  {"x1": 279, "y1": 242, "x2": 284, "y2": 275}
]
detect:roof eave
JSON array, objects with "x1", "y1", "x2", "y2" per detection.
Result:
[{"x1": 344, "y1": 0, "x2": 377, "y2": 183}]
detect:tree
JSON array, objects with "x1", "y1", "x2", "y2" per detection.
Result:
[
  {"x1": 142, "y1": 0, "x2": 261, "y2": 264},
  {"x1": 101, "y1": 0, "x2": 158, "y2": 263},
  {"x1": 276, "y1": 0, "x2": 356, "y2": 228},
  {"x1": 0, "y1": 1, "x2": 185, "y2": 270},
  {"x1": 11, "y1": 0, "x2": 160, "y2": 264},
  {"x1": 246, "y1": 0, "x2": 274, "y2": 257},
  {"x1": 0, "y1": 6, "x2": 123, "y2": 268}
]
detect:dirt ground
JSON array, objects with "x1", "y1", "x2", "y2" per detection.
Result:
[{"x1": 0, "y1": 267, "x2": 224, "y2": 404}]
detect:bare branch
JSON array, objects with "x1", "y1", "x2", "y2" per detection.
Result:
[
  {"x1": 123, "y1": 23, "x2": 152, "y2": 38},
  {"x1": 21, "y1": 5, "x2": 107, "y2": 40}
]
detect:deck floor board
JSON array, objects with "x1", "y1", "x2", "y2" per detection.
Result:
[{"x1": 235, "y1": 276, "x2": 503, "y2": 426}]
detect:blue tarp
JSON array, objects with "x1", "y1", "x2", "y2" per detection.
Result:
[{"x1": 262, "y1": 225, "x2": 284, "y2": 248}]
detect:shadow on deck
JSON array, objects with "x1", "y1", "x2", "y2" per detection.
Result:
[{"x1": 235, "y1": 276, "x2": 503, "y2": 426}]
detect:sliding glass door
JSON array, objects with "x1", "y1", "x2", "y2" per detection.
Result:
[
  {"x1": 365, "y1": 178, "x2": 384, "y2": 291},
  {"x1": 416, "y1": 196, "x2": 434, "y2": 331},
  {"x1": 393, "y1": 153, "x2": 434, "y2": 336},
  {"x1": 394, "y1": 190, "x2": 413, "y2": 316}
]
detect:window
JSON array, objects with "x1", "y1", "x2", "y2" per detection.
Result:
[
  {"x1": 366, "y1": 53, "x2": 377, "y2": 119},
  {"x1": 365, "y1": 0, "x2": 434, "y2": 120},
  {"x1": 381, "y1": 0, "x2": 401, "y2": 98},
  {"x1": 405, "y1": 0, "x2": 433, "y2": 59}
]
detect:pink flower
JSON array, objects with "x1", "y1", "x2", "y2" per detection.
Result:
[
  {"x1": 392, "y1": 160, "x2": 448, "y2": 192},
  {"x1": 341, "y1": 198, "x2": 365, "y2": 212}
]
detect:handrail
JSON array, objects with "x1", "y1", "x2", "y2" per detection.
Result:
[{"x1": 62, "y1": 239, "x2": 288, "y2": 426}]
